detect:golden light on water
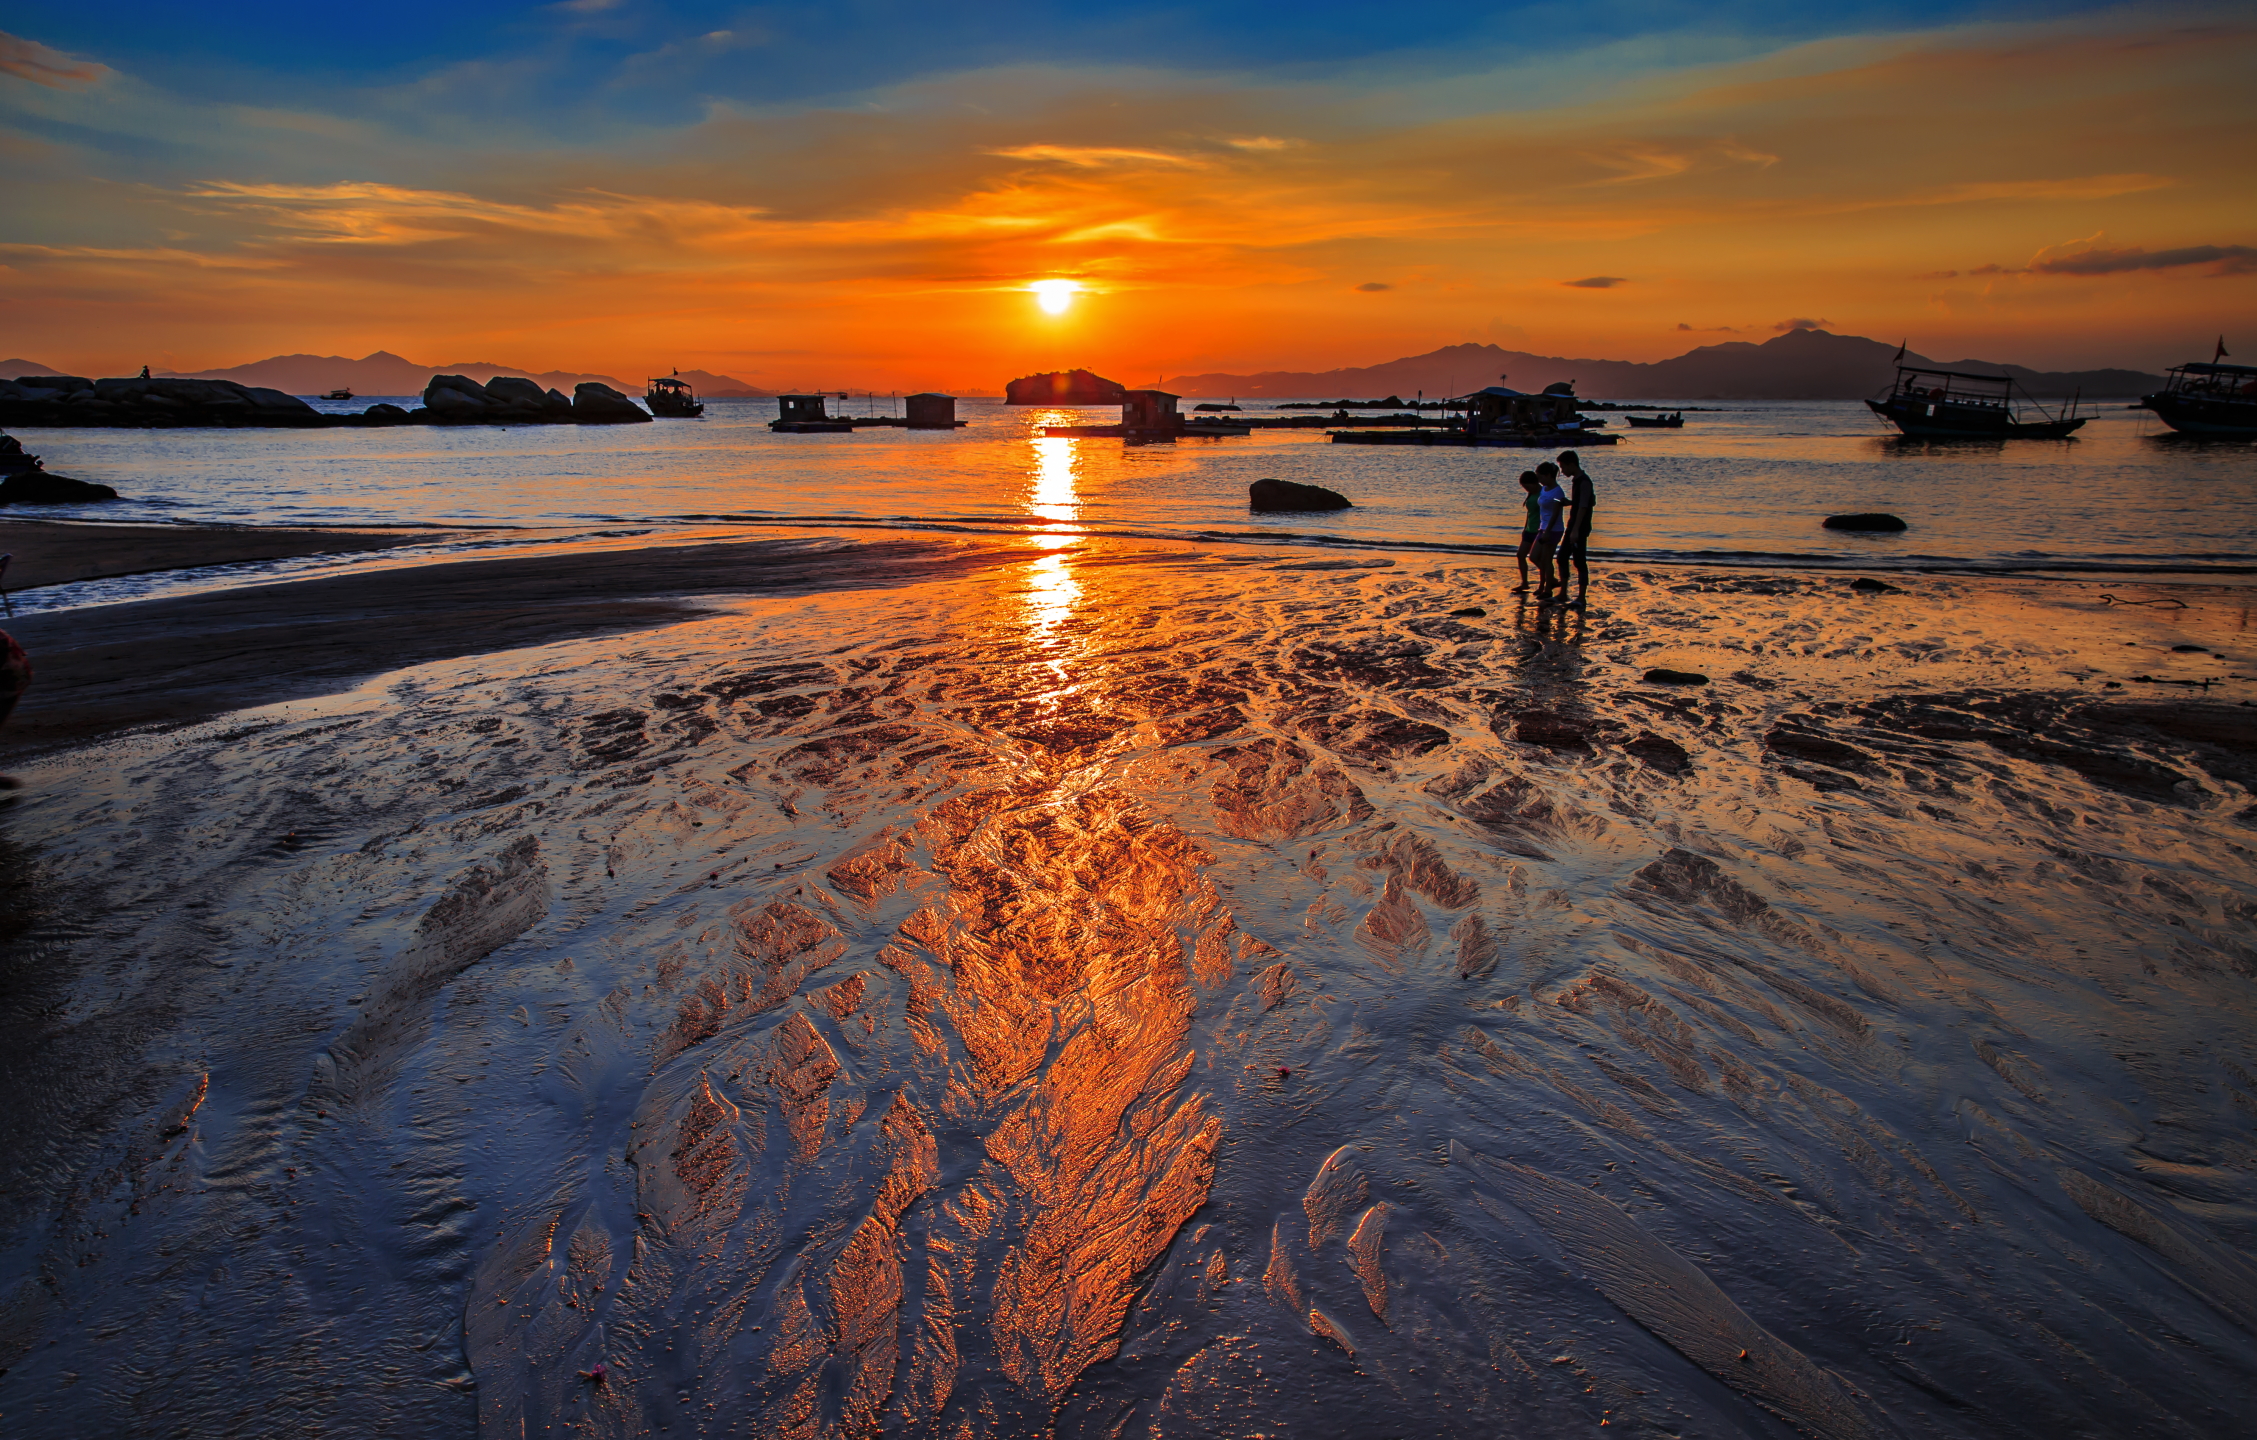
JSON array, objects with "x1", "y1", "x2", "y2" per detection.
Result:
[
  {"x1": 1028, "y1": 435, "x2": 1081, "y2": 527},
  {"x1": 1030, "y1": 279, "x2": 1080, "y2": 315}
]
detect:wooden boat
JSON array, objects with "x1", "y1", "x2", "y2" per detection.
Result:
[
  {"x1": 645, "y1": 375, "x2": 704, "y2": 418},
  {"x1": 1866, "y1": 364, "x2": 2084, "y2": 439},
  {"x1": 324, "y1": 388, "x2": 353, "y2": 401},
  {"x1": 2138, "y1": 357, "x2": 2257, "y2": 436},
  {"x1": 1624, "y1": 411, "x2": 1682, "y2": 428}
]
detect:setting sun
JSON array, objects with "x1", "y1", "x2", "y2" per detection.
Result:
[{"x1": 1030, "y1": 280, "x2": 1080, "y2": 315}]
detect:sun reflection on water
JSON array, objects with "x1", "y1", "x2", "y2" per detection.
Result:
[{"x1": 1028, "y1": 435, "x2": 1082, "y2": 528}]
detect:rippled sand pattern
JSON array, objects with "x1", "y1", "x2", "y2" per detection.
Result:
[{"x1": 2, "y1": 547, "x2": 2253, "y2": 1438}]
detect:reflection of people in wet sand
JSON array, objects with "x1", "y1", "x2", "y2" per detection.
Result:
[
  {"x1": 1532, "y1": 461, "x2": 1566, "y2": 601},
  {"x1": 1557, "y1": 449, "x2": 1595, "y2": 607},
  {"x1": 1513, "y1": 470, "x2": 1543, "y2": 589},
  {"x1": 0, "y1": 629, "x2": 28, "y2": 789}
]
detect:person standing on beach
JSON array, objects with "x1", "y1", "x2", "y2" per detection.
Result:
[
  {"x1": 1513, "y1": 470, "x2": 1543, "y2": 589},
  {"x1": 1557, "y1": 449, "x2": 1596, "y2": 606},
  {"x1": 1532, "y1": 461, "x2": 1567, "y2": 601},
  {"x1": 0, "y1": 629, "x2": 28, "y2": 789}
]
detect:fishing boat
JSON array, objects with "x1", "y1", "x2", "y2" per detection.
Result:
[
  {"x1": 645, "y1": 374, "x2": 704, "y2": 418},
  {"x1": 1624, "y1": 411, "x2": 1682, "y2": 428},
  {"x1": 1866, "y1": 364, "x2": 2085, "y2": 439},
  {"x1": 324, "y1": 388, "x2": 353, "y2": 401},
  {"x1": 2138, "y1": 354, "x2": 2257, "y2": 436}
]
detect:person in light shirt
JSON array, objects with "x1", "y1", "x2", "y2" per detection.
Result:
[{"x1": 1531, "y1": 461, "x2": 1567, "y2": 601}]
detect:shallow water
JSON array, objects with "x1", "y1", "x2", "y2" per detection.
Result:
[
  {"x1": 13, "y1": 398, "x2": 2256, "y2": 590},
  {"x1": 2, "y1": 550, "x2": 2252, "y2": 1437}
]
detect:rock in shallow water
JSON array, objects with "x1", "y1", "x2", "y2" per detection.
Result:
[
  {"x1": 1250, "y1": 478, "x2": 1352, "y2": 511},
  {"x1": 1823, "y1": 513, "x2": 1908, "y2": 532},
  {"x1": 1642, "y1": 666, "x2": 1710, "y2": 685},
  {"x1": 0, "y1": 471, "x2": 117, "y2": 505}
]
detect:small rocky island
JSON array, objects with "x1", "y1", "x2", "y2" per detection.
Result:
[
  {"x1": 1004, "y1": 369, "x2": 1127, "y2": 405},
  {"x1": 0, "y1": 373, "x2": 651, "y2": 428},
  {"x1": 0, "y1": 431, "x2": 118, "y2": 505}
]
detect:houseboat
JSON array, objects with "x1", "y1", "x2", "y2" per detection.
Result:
[
  {"x1": 645, "y1": 375, "x2": 704, "y2": 417},
  {"x1": 770, "y1": 393, "x2": 854, "y2": 433},
  {"x1": 1866, "y1": 364, "x2": 2085, "y2": 439},
  {"x1": 1330, "y1": 381, "x2": 1618, "y2": 447},
  {"x1": 2138, "y1": 359, "x2": 2257, "y2": 436}
]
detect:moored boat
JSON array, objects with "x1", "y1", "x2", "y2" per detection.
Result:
[
  {"x1": 2138, "y1": 357, "x2": 2257, "y2": 436},
  {"x1": 645, "y1": 374, "x2": 704, "y2": 417},
  {"x1": 1624, "y1": 411, "x2": 1682, "y2": 428},
  {"x1": 324, "y1": 388, "x2": 353, "y2": 401},
  {"x1": 1866, "y1": 364, "x2": 2085, "y2": 439}
]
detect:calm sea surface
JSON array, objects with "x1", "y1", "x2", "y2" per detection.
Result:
[{"x1": 10, "y1": 396, "x2": 2254, "y2": 611}]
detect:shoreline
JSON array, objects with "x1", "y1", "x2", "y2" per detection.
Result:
[
  {"x1": 0, "y1": 523, "x2": 2244, "y2": 760},
  {"x1": 0, "y1": 517, "x2": 488, "y2": 594},
  {"x1": 0, "y1": 531, "x2": 1025, "y2": 754}
]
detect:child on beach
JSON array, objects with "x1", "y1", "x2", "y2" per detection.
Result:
[
  {"x1": 1514, "y1": 470, "x2": 1542, "y2": 589},
  {"x1": 1532, "y1": 462, "x2": 1567, "y2": 601}
]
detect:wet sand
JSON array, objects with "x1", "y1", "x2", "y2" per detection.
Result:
[
  {"x1": 0, "y1": 517, "x2": 482, "y2": 593},
  {"x1": 0, "y1": 533, "x2": 1019, "y2": 751},
  {"x1": 0, "y1": 541, "x2": 2253, "y2": 1439}
]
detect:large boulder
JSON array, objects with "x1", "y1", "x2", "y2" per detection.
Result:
[
  {"x1": 572, "y1": 382, "x2": 650, "y2": 423},
  {"x1": 484, "y1": 376, "x2": 547, "y2": 408},
  {"x1": 1823, "y1": 513, "x2": 1908, "y2": 532},
  {"x1": 1249, "y1": 477, "x2": 1352, "y2": 511},
  {"x1": 0, "y1": 471, "x2": 118, "y2": 505},
  {"x1": 14, "y1": 375, "x2": 91, "y2": 395}
]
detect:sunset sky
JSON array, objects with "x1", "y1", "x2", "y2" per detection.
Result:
[{"x1": 4, "y1": 2, "x2": 2252, "y2": 390}]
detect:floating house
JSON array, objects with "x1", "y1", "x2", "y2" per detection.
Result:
[
  {"x1": 904, "y1": 393, "x2": 965, "y2": 429},
  {"x1": 1331, "y1": 381, "x2": 1617, "y2": 447},
  {"x1": 771, "y1": 393, "x2": 854, "y2": 433}
]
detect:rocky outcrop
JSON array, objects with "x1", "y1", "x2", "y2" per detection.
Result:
[
  {"x1": 415, "y1": 374, "x2": 647, "y2": 424},
  {"x1": 0, "y1": 431, "x2": 117, "y2": 504},
  {"x1": 1823, "y1": 513, "x2": 1908, "y2": 532},
  {"x1": 0, "y1": 375, "x2": 323, "y2": 428},
  {"x1": 0, "y1": 372, "x2": 650, "y2": 427},
  {"x1": 1249, "y1": 478, "x2": 1352, "y2": 511},
  {"x1": 1005, "y1": 369, "x2": 1126, "y2": 405}
]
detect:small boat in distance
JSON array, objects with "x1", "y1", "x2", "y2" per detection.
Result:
[
  {"x1": 2138, "y1": 349, "x2": 2257, "y2": 436},
  {"x1": 1867, "y1": 364, "x2": 2085, "y2": 439},
  {"x1": 645, "y1": 374, "x2": 704, "y2": 417},
  {"x1": 324, "y1": 387, "x2": 353, "y2": 401},
  {"x1": 1624, "y1": 411, "x2": 1683, "y2": 428}
]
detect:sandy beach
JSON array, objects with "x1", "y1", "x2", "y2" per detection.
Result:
[
  {"x1": 0, "y1": 536, "x2": 2253, "y2": 1437},
  {"x1": 0, "y1": 517, "x2": 481, "y2": 594}
]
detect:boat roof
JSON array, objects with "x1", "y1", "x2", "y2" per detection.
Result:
[
  {"x1": 2177, "y1": 362, "x2": 2257, "y2": 377},
  {"x1": 778, "y1": 392, "x2": 827, "y2": 399},
  {"x1": 905, "y1": 391, "x2": 954, "y2": 400},
  {"x1": 1466, "y1": 385, "x2": 1530, "y2": 399},
  {"x1": 648, "y1": 376, "x2": 693, "y2": 387},
  {"x1": 1896, "y1": 365, "x2": 2012, "y2": 385}
]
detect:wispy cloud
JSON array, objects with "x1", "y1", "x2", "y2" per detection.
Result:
[
  {"x1": 1564, "y1": 276, "x2": 1628, "y2": 288},
  {"x1": 0, "y1": 31, "x2": 106, "y2": 88},
  {"x1": 2029, "y1": 240, "x2": 2257, "y2": 276},
  {"x1": 1355, "y1": 281, "x2": 1392, "y2": 291},
  {"x1": 987, "y1": 144, "x2": 1206, "y2": 168},
  {"x1": 1773, "y1": 317, "x2": 1833, "y2": 331}
]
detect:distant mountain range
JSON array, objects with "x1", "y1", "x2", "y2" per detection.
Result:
[
  {"x1": 1162, "y1": 329, "x2": 2164, "y2": 400},
  {"x1": 103, "y1": 351, "x2": 774, "y2": 398}
]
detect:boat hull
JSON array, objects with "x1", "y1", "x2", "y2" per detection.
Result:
[
  {"x1": 1865, "y1": 399, "x2": 2084, "y2": 439},
  {"x1": 2140, "y1": 393, "x2": 2257, "y2": 436}
]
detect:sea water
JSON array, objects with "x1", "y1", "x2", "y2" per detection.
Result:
[{"x1": 8, "y1": 397, "x2": 2253, "y2": 613}]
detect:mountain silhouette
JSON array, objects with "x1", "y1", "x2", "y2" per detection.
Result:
[{"x1": 1163, "y1": 329, "x2": 2161, "y2": 400}]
